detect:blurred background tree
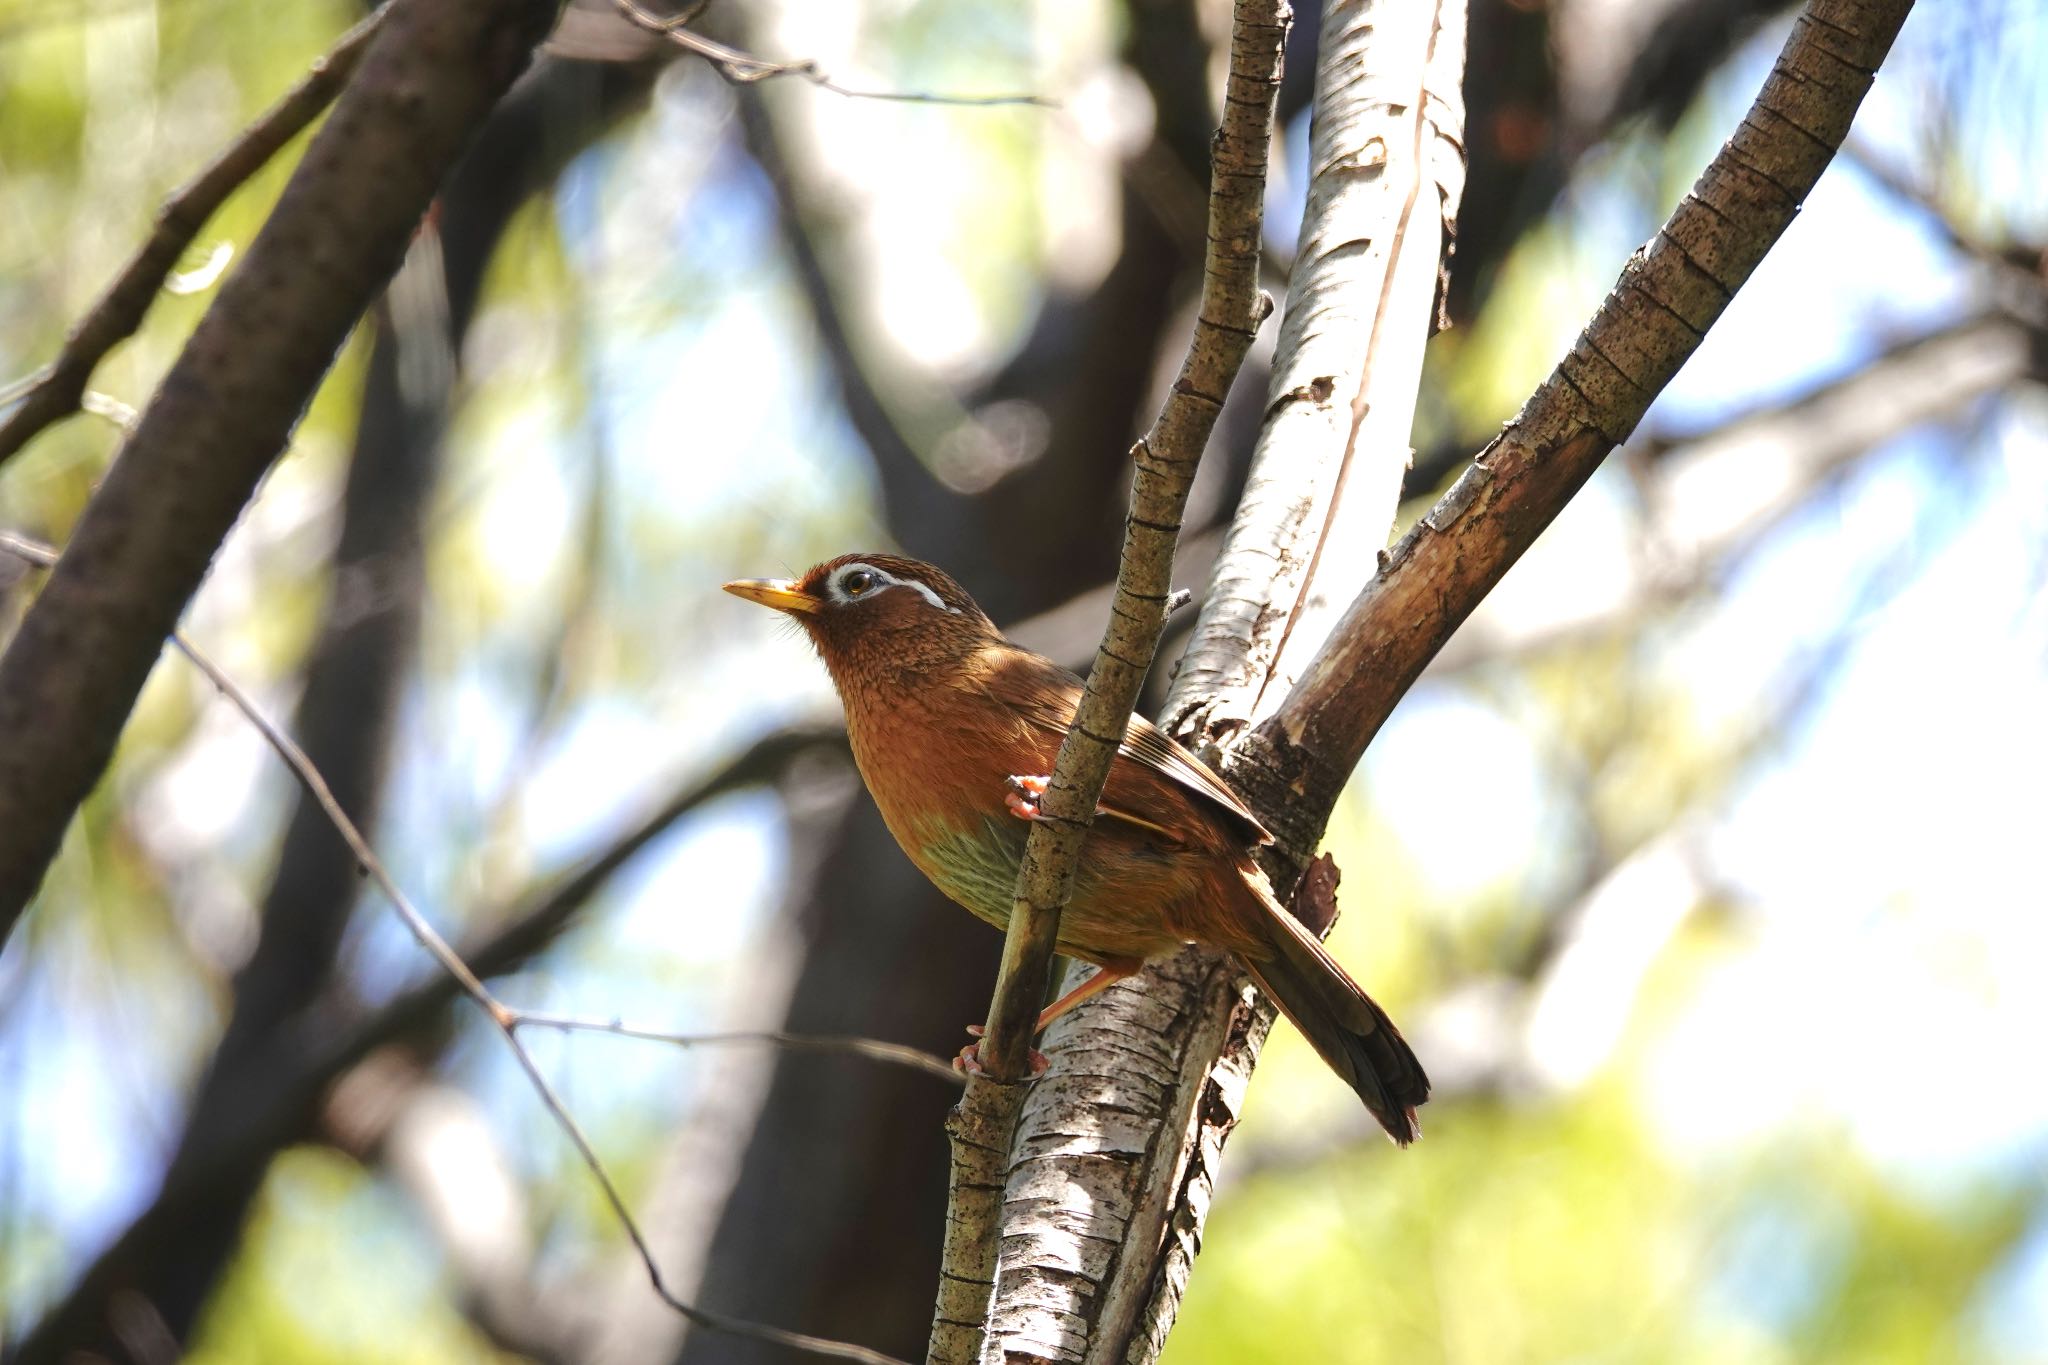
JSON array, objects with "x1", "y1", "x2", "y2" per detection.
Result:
[{"x1": 0, "y1": 0, "x2": 2043, "y2": 1362}]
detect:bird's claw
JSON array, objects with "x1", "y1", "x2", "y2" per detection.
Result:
[
  {"x1": 954, "y1": 1035, "x2": 1049, "y2": 1078},
  {"x1": 1004, "y1": 773, "x2": 1051, "y2": 822}
]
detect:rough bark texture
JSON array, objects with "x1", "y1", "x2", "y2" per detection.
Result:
[
  {"x1": 0, "y1": 0, "x2": 555, "y2": 944},
  {"x1": 1431, "y1": 307, "x2": 2042, "y2": 671},
  {"x1": 1170, "y1": 0, "x2": 1468, "y2": 752},
  {"x1": 941, "y1": 4, "x2": 1288, "y2": 1359},
  {"x1": 967, "y1": 3, "x2": 1468, "y2": 1361},
  {"x1": 969, "y1": 1, "x2": 1914, "y2": 1362},
  {"x1": 975, "y1": 0, "x2": 1290, "y2": 1083},
  {"x1": 1257, "y1": 0, "x2": 1919, "y2": 825}
]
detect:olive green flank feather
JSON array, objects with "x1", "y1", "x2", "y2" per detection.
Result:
[{"x1": 915, "y1": 816, "x2": 1028, "y2": 931}]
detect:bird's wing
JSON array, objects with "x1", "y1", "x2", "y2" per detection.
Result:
[{"x1": 984, "y1": 646, "x2": 1272, "y2": 846}]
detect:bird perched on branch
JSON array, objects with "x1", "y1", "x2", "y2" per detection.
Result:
[{"x1": 725, "y1": 553, "x2": 1429, "y2": 1143}]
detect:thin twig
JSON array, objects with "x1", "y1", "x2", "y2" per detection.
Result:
[
  {"x1": 0, "y1": 532, "x2": 914, "y2": 1365},
  {"x1": 511, "y1": 1012, "x2": 963, "y2": 1085},
  {"x1": 0, "y1": 531, "x2": 56, "y2": 569},
  {"x1": 0, "y1": 4, "x2": 389, "y2": 470},
  {"x1": 927, "y1": 4, "x2": 1288, "y2": 1362},
  {"x1": 610, "y1": 0, "x2": 1049, "y2": 107},
  {"x1": 0, "y1": 718, "x2": 854, "y2": 1365}
]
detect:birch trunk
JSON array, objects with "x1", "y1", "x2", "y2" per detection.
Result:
[{"x1": 980, "y1": 3, "x2": 1471, "y2": 1360}]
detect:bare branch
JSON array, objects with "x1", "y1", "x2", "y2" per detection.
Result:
[
  {"x1": 1432, "y1": 306, "x2": 2040, "y2": 673},
  {"x1": 510, "y1": 1012, "x2": 963, "y2": 1085},
  {"x1": 609, "y1": 0, "x2": 1048, "y2": 107},
  {"x1": 927, "y1": 3, "x2": 1288, "y2": 1362},
  {"x1": 0, "y1": 0, "x2": 559, "y2": 948},
  {"x1": 174, "y1": 612, "x2": 906, "y2": 1365},
  {"x1": 1258, "y1": 0, "x2": 1920, "y2": 815},
  {"x1": 0, "y1": 4, "x2": 388, "y2": 470}
]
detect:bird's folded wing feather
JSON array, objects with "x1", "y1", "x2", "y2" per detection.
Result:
[{"x1": 984, "y1": 647, "x2": 1272, "y2": 845}]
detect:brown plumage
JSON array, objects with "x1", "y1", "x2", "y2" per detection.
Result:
[{"x1": 724, "y1": 553, "x2": 1430, "y2": 1143}]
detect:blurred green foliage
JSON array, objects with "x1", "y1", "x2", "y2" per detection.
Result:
[{"x1": 3, "y1": 1, "x2": 2046, "y2": 1362}]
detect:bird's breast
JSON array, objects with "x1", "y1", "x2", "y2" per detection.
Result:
[
  {"x1": 909, "y1": 815, "x2": 1029, "y2": 930},
  {"x1": 836, "y1": 676, "x2": 1212, "y2": 963},
  {"x1": 841, "y1": 684, "x2": 1029, "y2": 883}
]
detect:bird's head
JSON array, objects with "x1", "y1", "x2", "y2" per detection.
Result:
[{"x1": 724, "y1": 553, "x2": 998, "y2": 688}]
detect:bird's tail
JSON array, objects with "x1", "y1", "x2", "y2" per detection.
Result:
[{"x1": 1239, "y1": 874, "x2": 1430, "y2": 1145}]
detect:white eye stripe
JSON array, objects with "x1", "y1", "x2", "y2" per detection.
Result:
[{"x1": 827, "y1": 563, "x2": 958, "y2": 613}]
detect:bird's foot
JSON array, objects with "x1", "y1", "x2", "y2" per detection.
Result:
[
  {"x1": 1004, "y1": 773, "x2": 1051, "y2": 822},
  {"x1": 954, "y1": 1028, "x2": 1049, "y2": 1078}
]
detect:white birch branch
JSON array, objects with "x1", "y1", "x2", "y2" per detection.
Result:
[{"x1": 980, "y1": 3, "x2": 1471, "y2": 1362}]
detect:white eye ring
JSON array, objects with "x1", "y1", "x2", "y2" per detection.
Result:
[{"x1": 827, "y1": 563, "x2": 957, "y2": 613}]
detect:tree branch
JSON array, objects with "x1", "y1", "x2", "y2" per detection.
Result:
[
  {"x1": 1170, "y1": 0, "x2": 1469, "y2": 764},
  {"x1": 0, "y1": 0, "x2": 557, "y2": 946},
  {"x1": 928, "y1": 3, "x2": 1287, "y2": 1361},
  {"x1": 608, "y1": 0, "x2": 1047, "y2": 106},
  {"x1": 965, "y1": 1, "x2": 1470, "y2": 1359},
  {"x1": 1257, "y1": 0, "x2": 1919, "y2": 816},
  {"x1": 0, "y1": 4, "x2": 387, "y2": 470},
  {"x1": 1430, "y1": 305, "x2": 2040, "y2": 673}
]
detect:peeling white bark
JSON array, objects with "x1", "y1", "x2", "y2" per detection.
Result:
[
  {"x1": 1171, "y1": 0, "x2": 1468, "y2": 753},
  {"x1": 977, "y1": 2, "x2": 1471, "y2": 1361}
]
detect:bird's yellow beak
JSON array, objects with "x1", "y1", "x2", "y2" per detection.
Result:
[{"x1": 723, "y1": 577, "x2": 821, "y2": 615}]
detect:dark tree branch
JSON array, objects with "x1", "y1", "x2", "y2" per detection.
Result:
[
  {"x1": 1, "y1": 44, "x2": 676, "y2": 1356},
  {"x1": 0, "y1": 5, "x2": 388, "y2": 470},
  {"x1": 0, "y1": 0, "x2": 557, "y2": 945}
]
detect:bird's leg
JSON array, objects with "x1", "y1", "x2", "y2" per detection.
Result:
[
  {"x1": 955, "y1": 958, "x2": 1142, "y2": 1077},
  {"x1": 954, "y1": 1039, "x2": 1049, "y2": 1078},
  {"x1": 1005, "y1": 773, "x2": 1178, "y2": 840},
  {"x1": 1033, "y1": 959, "x2": 1138, "y2": 1029},
  {"x1": 1004, "y1": 773, "x2": 1050, "y2": 821}
]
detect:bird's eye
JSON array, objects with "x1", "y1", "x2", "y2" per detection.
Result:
[{"x1": 842, "y1": 569, "x2": 876, "y2": 597}]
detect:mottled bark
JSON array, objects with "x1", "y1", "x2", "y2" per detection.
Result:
[
  {"x1": 1169, "y1": 0, "x2": 1469, "y2": 754},
  {"x1": 940, "y1": 3, "x2": 1288, "y2": 1359},
  {"x1": 970, "y1": 2, "x2": 1469, "y2": 1359},
  {"x1": 1259, "y1": 0, "x2": 1919, "y2": 819}
]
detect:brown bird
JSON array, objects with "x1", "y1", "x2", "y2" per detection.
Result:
[{"x1": 725, "y1": 553, "x2": 1429, "y2": 1143}]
